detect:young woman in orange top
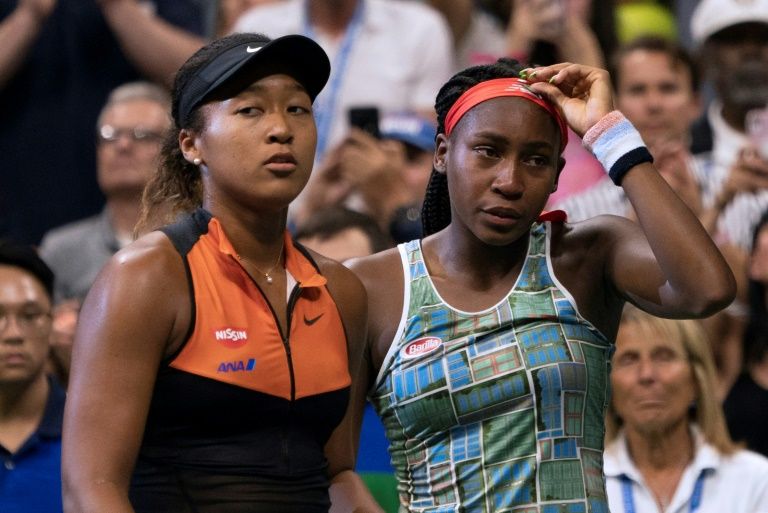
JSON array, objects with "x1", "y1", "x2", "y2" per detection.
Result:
[{"x1": 61, "y1": 33, "x2": 376, "y2": 513}]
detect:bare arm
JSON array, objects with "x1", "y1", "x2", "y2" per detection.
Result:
[
  {"x1": 610, "y1": 166, "x2": 734, "y2": 316},
  {"x1": 528, "y1": 63, "x2": 735, "y2": 318},
  {"x1": 319, "y1": 257, "x2": 385, "y2": 513},
  {"x1": 96, "y1": 0, "x2": 205, "y2": 87},
  {"x1": 0, "y1": 0, "x2": 56, "y2": 90},
  {"x1": 62, "y1": 233, "x2": 188, "y2": 512}
]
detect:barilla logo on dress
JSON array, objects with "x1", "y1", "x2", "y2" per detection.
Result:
[
  {"x1": 217, "y1": 358, "x2": 256, "y2": 373},
  {"x1": 214, "y1": 327, "x2": 249, "y2": 348},
  {"x1": 401, "y1": 337, "x2": 443, "y2": 359}
]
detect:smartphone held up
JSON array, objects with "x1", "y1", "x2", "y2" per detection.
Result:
[
  {"x1": 747, "y1": 107, "x2": 768, "y2": 160},
  {"x1": 348, "y1": 106, "x2": 380, "y2": 139}
]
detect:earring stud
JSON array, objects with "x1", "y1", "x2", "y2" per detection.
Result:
[{"x1": 193, "y1": 158, "x2": 201, "y2": 166}]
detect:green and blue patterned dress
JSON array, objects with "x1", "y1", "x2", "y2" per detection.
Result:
[{"x1": 369, "y1": 221, "x2": 612, "y2": 513}]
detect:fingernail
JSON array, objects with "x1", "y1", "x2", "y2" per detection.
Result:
[
  {"x1": 548, "y1": 75, "x2": 557, "y2": 84},
  {"x1": 530, "y1": 70, "x2": 537, "y2": 77},
  {"x1": 519, "y1": 71, "x2": 528, "y2": 79}
]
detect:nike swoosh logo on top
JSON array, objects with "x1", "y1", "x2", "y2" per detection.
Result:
[
  {"x1": 304, "y1": 313, "x2": 324, "y2": 326},
  {"x1": 246, "y1": 46, "x2": 261, "y2": 53}
]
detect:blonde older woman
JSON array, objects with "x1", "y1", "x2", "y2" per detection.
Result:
[{"x1": 604, "y1": 306, "x2": 768, "y2": 513}]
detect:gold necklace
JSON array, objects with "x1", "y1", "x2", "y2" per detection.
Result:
[{"x1": 237, "y1": 245, "x2": 284, "y2": 284}]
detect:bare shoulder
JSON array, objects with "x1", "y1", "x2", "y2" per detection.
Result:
[
  {"x1": 121, "y1": 229, "x2": 177, "y2": 260},
  {"x1": 308, "y1": 250, "x2": 366, "y2": 302},
  {"x1": 345, "y1": 246, "x2": 405, "y2": 316},
  {"x1": 554, "y1": 214, "x2": 631, "y2": 242},
  {"x1": 345, "y1": 246, "x2": 403, "y2": 292},
  {"x1": 548, "y1": 216, "x2": 631, "y2": 338},
  {"x1": 551, "y1": 214, "x2": 639, "y2": 262},
  {"x1": 310, "y1": 250, "x2": 359, "y2": 280},
  {"x1": 345, "y1": 247, "x2": 405, "y2": 366},
  {"x1": 80, "y1": 230, "x2": 191, "y2": 355},
  {"x1": 96, "y1": 230, "x2": 186, "y2": 297}
]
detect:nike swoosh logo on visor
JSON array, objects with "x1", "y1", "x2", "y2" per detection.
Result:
[{"x1": 246, "y1": 46, "x2": 261, "y2": 53}]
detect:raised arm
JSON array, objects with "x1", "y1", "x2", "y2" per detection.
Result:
[
  {"x1": 0, "y1": 0, "x2": 56, "y2": 90},
  {"x1": 527, "y1": 63, "x2": 735, "y2": 318},
  {"x1": 61, "y1": 233, "x2": 189, "y2": 513},
  {"x1": 96, "y1": 0, "x2": 205, "y2": 87}
]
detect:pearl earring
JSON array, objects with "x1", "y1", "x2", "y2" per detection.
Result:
[{"x1": 193, "y1": 158, "x2": 202, "y2": 166}]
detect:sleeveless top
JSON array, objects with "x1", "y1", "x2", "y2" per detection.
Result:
[
  {"x1": 129, "y1": 209, "x2": 351, "y2": 513},
  {"x1": 370, "y1": 220, "x2": 613, "y2": 513}
]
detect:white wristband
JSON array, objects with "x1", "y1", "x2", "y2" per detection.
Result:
[{"x1": 582, "y1": 111, "x2": 653, "y2": 185}]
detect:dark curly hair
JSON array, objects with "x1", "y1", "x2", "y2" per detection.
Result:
[{"x1": 421, "y1": 58, "x2": 526, "y2": 236}]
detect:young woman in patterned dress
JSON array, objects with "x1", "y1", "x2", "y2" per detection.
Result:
[{"x1": 330, "y1": 58, "x2": 736, "y2": 512}]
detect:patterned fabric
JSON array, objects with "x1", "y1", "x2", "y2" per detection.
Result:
[{"x1": 371, "y1": 222, "x2": 612, "y2": 513}]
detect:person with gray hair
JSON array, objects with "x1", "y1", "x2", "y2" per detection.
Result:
[
  {"x1": 38, "y1": 80, "x2": 170, "y2": 386},
  {"x1": 40, "y1": 80, "x2": 170, "y2": 305},
  {"x1": 604, "y1": 306, "x2": 768, "y2": 513}
]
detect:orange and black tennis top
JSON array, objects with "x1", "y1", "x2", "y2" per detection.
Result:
[{"x1": 129, "y1": 209, "x2": 351, "y2": 513}]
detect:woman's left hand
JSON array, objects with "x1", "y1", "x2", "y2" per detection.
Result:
[{"x1": 522, "y1": 62, "x2": 613, "y2": 137}]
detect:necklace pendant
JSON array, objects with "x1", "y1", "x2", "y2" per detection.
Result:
[{"x1": 265, "y1": 274, "x2": 273, "y2": 284}]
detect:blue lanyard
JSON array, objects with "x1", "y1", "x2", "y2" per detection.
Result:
[
  {"x1": 620, "y1": 471, "x2": 706, "y2": 513},
  {"x1": 302, "y1": 0, "x2": 365, "y2": 159}
]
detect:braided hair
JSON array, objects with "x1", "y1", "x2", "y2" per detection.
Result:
[{"x1": 421, "y1": 58, "x2": 526, "y2": 237}]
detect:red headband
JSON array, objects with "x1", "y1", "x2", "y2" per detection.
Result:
[{"x1": 444, "y1": 78, "x2": 568, "y2": 153}]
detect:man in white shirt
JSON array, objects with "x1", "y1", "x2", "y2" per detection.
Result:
[
  {"x1": 555, "y1": 37, "x2": 713, "y2": 225},
  {"x1": 688, "y1": 0, "x2": 768, "y2": 250}
]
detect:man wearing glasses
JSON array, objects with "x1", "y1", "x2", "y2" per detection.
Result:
[
  {"x1": 0, "y1": 239, "x2": 61, "y2": 513},
  {"x1": 38, "y1": 81, "x2": 170, "y2": 386}
]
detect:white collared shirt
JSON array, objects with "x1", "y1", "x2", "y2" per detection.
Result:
[{"x1": 604, "y1": 427, "x2": 768, "y2": 513}]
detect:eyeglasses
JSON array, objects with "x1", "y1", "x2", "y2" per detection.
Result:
[
  {"x1": 0, "y1": 308, "x2": 52, "y2": 335},
  {"x1": 98, "y1": 125, "x2": 164, "y2": 144}
]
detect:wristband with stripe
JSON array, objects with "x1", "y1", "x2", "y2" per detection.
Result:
[{"x1": 582, "y1": 111, "x2": 653, "y2": 185}]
